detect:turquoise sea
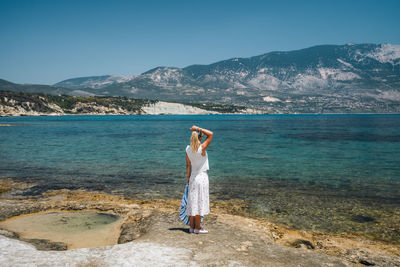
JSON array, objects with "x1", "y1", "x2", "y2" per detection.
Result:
[{"x1": 1, "y1": 114, "x2": 399, "y2": 242}]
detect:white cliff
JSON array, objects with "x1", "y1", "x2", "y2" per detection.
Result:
[{"x1": 141, "y1": 101, "x2": 218, "y2": 115}]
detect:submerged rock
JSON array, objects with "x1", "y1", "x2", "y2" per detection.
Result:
[
  {"x1": 289, "y1": 239, "x2": 315, "y2": 249},
  {"x1": 351, "y1": 215, "x2": 375, "y2": 223}
]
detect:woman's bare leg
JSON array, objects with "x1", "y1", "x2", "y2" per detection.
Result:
[
  {"x1": 195, "y1": 215, "x2": 201, "y2": 230},
  {"x1": 189, "y1": 216, "x2": 195, "y2": 229}
]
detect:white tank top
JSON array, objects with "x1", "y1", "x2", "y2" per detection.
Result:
[{"x1": 186, "y1": 145, "x2": 209, "y2": 176}]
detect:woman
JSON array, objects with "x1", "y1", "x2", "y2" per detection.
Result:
[{"x1": 186, "y1": 125, "x2": 213, "y2": 234}]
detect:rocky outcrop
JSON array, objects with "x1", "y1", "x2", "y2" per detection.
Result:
[
  {"x1": 118, "y1": 211, "x2": 155, "y2": 244},
  {"x1": 0, "y1": 91, "x2": 257, "y2": 116},
  {"x1": 0, "y1": 179, "x2": 399, "y2": 266}
]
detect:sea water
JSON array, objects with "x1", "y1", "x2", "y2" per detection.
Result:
[{"x1": 1, "y1": 114, "x2": 399, "y2": 242}]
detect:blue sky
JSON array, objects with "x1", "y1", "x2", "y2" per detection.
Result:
[{"x1": 0, "y1": 0, "x2": 399, "y2": 84}]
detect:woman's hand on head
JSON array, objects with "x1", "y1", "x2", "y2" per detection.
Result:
[{"x1": 190, "y1": 125, "x2": 198, "y2": 131}]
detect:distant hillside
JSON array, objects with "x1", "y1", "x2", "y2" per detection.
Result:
[
  {"x1": 0, "y1": 91, "x2": 248, "y2": 116},
  {"x1": 54, "y1": 43, "x2": 400, "y2": 113},
  {"x1": 0, "y1": 79, "x2": 75, "y2": 95},
  {"x1": 55, "y1": 75, "x2": 136, "y2": 90},
  {"x1": 2, "y1": 43, "x2": 400, "y2": 113}
]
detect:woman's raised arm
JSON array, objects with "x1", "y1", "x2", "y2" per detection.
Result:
[{"x1": 190, "y1": 125, "x2": 213, "y2": 151}]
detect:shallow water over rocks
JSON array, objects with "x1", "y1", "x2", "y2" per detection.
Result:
[{"x1": 0, "y1": 211, "x2": 122, "y2": 249}]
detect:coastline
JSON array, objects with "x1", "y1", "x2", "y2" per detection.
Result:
[
  {"x1": 2, "y1": 112, "x2": 400, "y2": 117},
  {"x1": 0, "y1": 91, "x2": 265, "y2": 116},
  {"x1": 0, "y1": 178, "x2": 399, "y2": 266}
]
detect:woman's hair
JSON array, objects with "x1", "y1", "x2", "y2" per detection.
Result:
[{"x1": 190, "y1": 131, "x2": 201, "y2": 153}]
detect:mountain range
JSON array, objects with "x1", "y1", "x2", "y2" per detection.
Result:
[{"x1": 2, "y1": 43, "x2": 400, "y2": 113}]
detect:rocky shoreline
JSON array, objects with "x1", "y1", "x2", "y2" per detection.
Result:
[
  {"x1": 0, "y1": 91, "x2": 264, "y2": 116},
  {"x1": 0, "y1": 178, "x2": 399, "y2": 266}
]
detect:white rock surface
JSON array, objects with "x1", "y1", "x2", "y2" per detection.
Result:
[
  {"x1": 142, "y1": 101, "x2": 217, "y2": 115},
  {"x1": 263, "y1": 96, "x2": 281, "y2": 102},
  {"x1": 366, "y1": 44, "x2": 400, "y2": 65},
  {"x1": 0, "y1": 235, "x2": 197, "y2": 267}
]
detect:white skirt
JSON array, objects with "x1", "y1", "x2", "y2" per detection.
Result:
[{"x1": 186, "y1": 171, "x2": 210, "y2": 216}]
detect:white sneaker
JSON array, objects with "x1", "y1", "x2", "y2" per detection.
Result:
[
  {"x1": 189, "y1": 228, "x2": 194, "y2": 233},
  {"x1": 194, "y1": 228, "x2": 208, "y2": 234}
]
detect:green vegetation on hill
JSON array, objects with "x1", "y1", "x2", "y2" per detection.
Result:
[
  {"x1": 0, "y1": 91, "x2": 55, "y2": 113},
  {"x1": 45, "y1": 94, "x2": 157, "y2": 113},
  {"x1": 188, "y1": 102, "x2": 246, "y2": 113},
  {"x1": 0, "y1": 91, "x2": 158, "y2": 114},
  {"x1": 0, "y1": 91, "x2": 246, "y2": 115}
]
